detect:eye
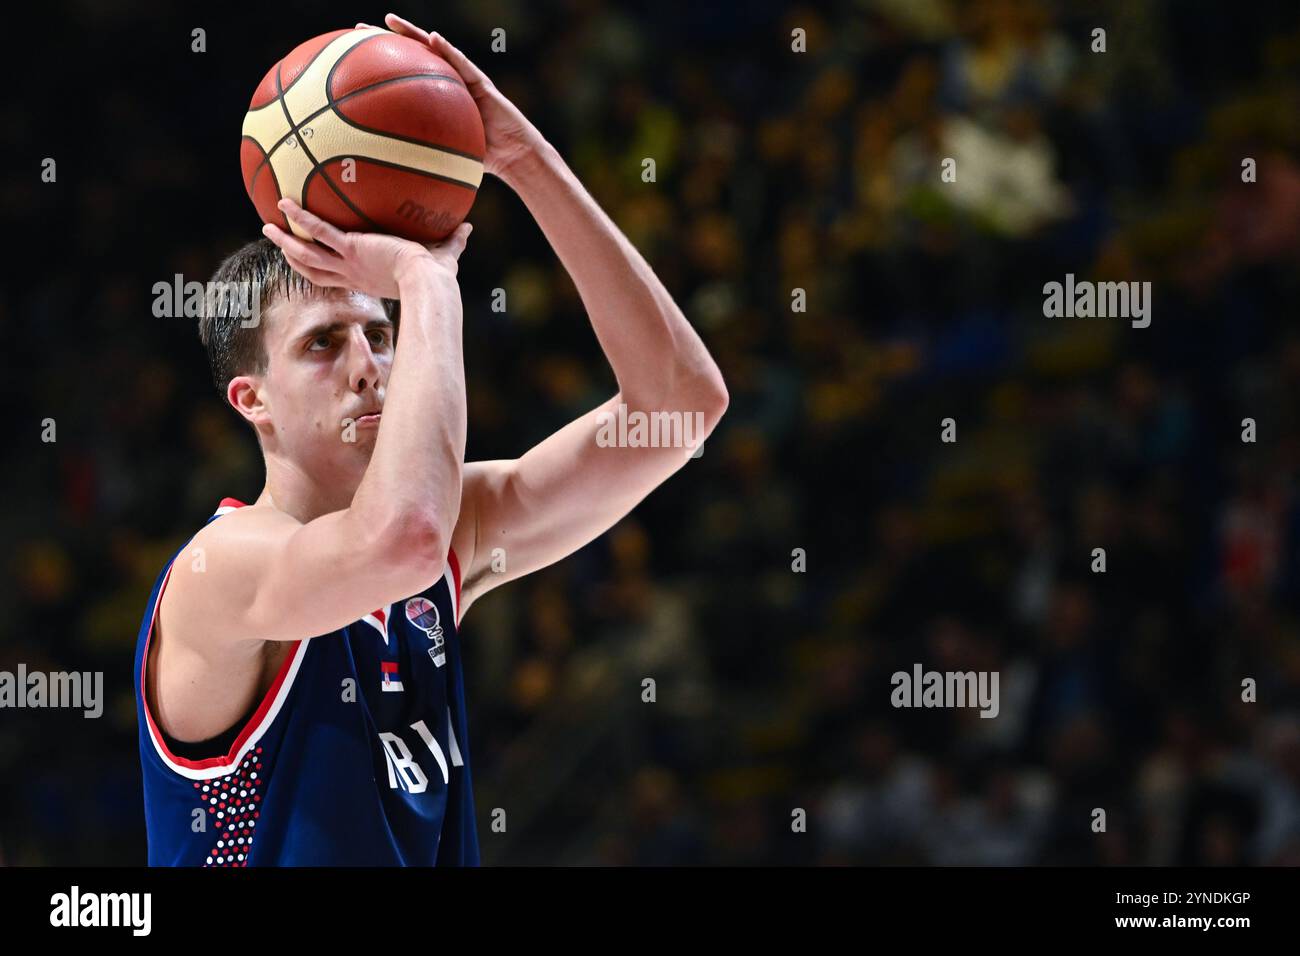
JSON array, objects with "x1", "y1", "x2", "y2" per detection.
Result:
[
  {"x1": 368, "y1": 328, "x2": 392, "y2": 348},
  {"x1": 307, "y1": 334, "x2": 333, "y2": 351}
]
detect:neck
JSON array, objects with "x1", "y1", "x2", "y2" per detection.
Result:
[{"x1": 256, "y1": 450, "x2": 362, "y2": 523}]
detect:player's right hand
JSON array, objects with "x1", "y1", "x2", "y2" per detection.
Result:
[{"x1": 262, "y1": 197, "x2": 471, "y2": 299}]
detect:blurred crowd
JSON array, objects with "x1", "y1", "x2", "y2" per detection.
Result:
[{"x1": 4, "y1": 0, "x2": 1300, "y2": 864}]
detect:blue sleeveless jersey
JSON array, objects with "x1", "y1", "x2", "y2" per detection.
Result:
[{"x1": 133, "y1": 498, "x2": 479, "y2": 866}]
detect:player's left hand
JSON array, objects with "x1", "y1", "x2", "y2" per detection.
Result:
[{"x1": 355, "y1": 14, "x2": 545, "y2": 182}]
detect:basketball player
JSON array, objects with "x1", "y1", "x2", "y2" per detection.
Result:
[{"x1": 133, "y1": 14, "x2": 728, "y2": 865}]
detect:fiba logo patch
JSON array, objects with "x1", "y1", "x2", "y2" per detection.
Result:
[{"x1": 405, "y1": 597, "x2": 446, "y2": 667}]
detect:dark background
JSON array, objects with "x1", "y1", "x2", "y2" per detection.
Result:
[{"x1": 3, "y1": 0, "x2": 1300, "y2": 865}]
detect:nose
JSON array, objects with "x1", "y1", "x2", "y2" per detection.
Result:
[{"x1": 345, "y1": 325, "x2": 383, "y2": 394}]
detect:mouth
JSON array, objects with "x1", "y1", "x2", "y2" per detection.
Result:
[{"x1": 351, "y1": 409, "x2": 383, "y2": 426}]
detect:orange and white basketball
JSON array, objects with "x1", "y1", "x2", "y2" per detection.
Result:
[{"x1": 241, "y1": 27, "x2": 485, "y2": 243}]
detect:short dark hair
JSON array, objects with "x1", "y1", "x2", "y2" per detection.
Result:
[{"x1": 197, "y1": 237, "x2": 398, "y2": 399}]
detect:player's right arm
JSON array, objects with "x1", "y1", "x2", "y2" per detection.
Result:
[{"x1": 167, "y1": 208, "x2": 472, "y2": 645}]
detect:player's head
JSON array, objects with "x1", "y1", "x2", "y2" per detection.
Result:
[{"x1": 199, "y1": 238, "x2": 399, "y2": 482}]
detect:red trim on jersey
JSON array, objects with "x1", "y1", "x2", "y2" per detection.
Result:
[
  {"x1": 140, "y1": 498, "x2": 299, "y2": 771},
  {"x1": 447, "y1": 548, "x2": 462, "y2": 623},
  {"x1": 218, "y1": 496, "x2": 248, "y2": 511}
]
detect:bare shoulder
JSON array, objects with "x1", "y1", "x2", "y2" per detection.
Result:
[
  {"x1": 451, "y1": 460, "x2": 512, "y2": 596},
  {"x1": 158, "y1": 504, "x2": 302, "y2": 650},
  {"x1": 152, "y1": 506, "x2": 296, "y2": 740}
]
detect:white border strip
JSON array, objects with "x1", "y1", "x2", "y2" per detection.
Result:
[
  {"x1": 442, "y1": 560, "x2": 460, "y2": 627},
  {"x1": 146, "y1": 637, "x2": 311, "y2": 781}
]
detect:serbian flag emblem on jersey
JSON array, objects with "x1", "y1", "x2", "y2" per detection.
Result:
[{"x1": 380, "y1": 660, "x2": 404, "y2": 693}]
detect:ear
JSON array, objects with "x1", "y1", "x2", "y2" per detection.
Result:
[{"x1": 228, "y1": 374, "x2": 270, "y2": 432}]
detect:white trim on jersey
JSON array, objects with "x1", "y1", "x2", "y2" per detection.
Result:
[
  {"x1": 144, "y1": 630, "x2": 311, "y2": 782},
  {"x1": 442, "y1": 562, "x2": 460, "y2": 627},
  {"x1": 360, "y1": 604, "x2": 392, "y2": 644}
]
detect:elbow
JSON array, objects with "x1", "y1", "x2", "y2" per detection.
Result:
[
  {"x1": 705, "y1": 373, "x2": 729, "y2": 424},
  {"x1": 684, "y1": 366, "x2": 729, "y2": 435},
  {"x1": 624, "y1": 356, "x2": 729, "y2": 436},
  {"x1": 406, "y1": 513, "x2": 452, "y2": 578},
  {"x1": 375, "y1": 510, "x2": 450, "y2": 581}
]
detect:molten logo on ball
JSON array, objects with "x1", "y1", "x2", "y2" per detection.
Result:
[{"x1": 396, "y1": 199, "x2": 457, "y2": 235}]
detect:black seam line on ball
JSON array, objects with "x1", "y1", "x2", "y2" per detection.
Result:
[
  {"x1": 275, "y1": 30, "x2": 459, "y2": 159},
  {"x1": 327, "y1": 80, "x2": 482, "y2": 161},
  {"x1": 260, "y1": 34, "x2": 481, "y2": 211},
  {"x1": 272, "y1": 62, "x2": 304, "y2": 221},
  {"x1": 276, "y1": 62, "x2": 333, "y2": 214},
  {"x1": 275, "y1": 30, "x2": 359, "y2": 100},
  {"x1": 274, "y1": 63, "x2": 377, "y2": 226},
  {"x1": 251, "y1": 30, "x2": 473, "y2": 178},
  {"x1": 250, "y1": 30, "x2": 379, "y2": 183},
  {"x1": 325, "y1": 34, "x2": 483, "y2": 163},
  {"x1": 301, "y1": 164, "x2": 383, "y2": 235},
  {"x1": 243, "y1": 135, "x2": 270, "y2": 201},
  {"x1": 263, "y1": 72, "x2": 474, "y2": 165},
  {"x1": 326, "y1": 31, "x2": 467, "y2": 100},
  {"x1": 263, "y1": 153, "x2": 285, "y2": 229},
  {"x1": 316, "y1": 155, "x2": 480, "y2": 192},
  {"x1": 325, "y1": 99, "x2": 486, "y2": 166},
  {"x1": 290, "y1": 36, "x2": 384, "y2": 232}
]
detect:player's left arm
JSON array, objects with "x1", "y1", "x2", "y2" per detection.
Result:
[
  {"x1": 372, "y1": 17, "x2": 729, "y2": 618},
  {"x1": 451, "y1": 385, "x2": 724, "y2": 618}
]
